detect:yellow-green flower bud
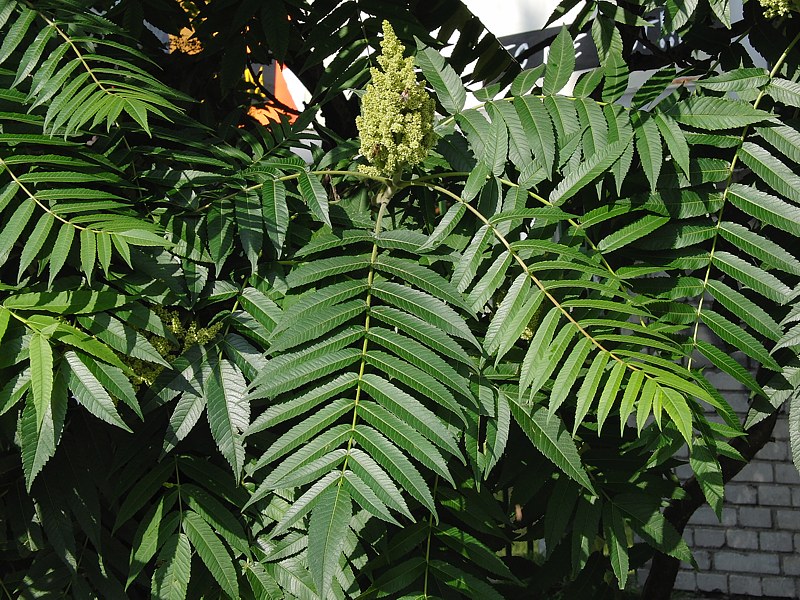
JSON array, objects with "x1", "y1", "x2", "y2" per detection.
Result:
[{"x1": 356, "y1": 21, "x2": 436, "y2": 178}]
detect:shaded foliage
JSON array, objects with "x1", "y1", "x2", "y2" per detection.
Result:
[{"x1": 1, "y1": 0, "x2": 800, "y2": 598}]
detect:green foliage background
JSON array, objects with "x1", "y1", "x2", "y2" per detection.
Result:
[{"x1": 1, "y1": 0, "x2": 800, "y2": 598}]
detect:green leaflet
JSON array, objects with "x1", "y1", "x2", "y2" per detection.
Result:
[
  {"x1": 76, "y1": 312, "x2": 169, "y2": 366},
  {"x1": 508, "y1": 399, "x2": 595, "y2": 492},
  {"x1": 371, "y1": 280, "x2": 478, "y2": 347},
  {"x1": 375, "y1": 254, "x2": 471, "y2": 313},
  {"x1": 20, "y1": 370, "x2": 66, "y2": 490},
  {"x1": 298, "y1": 170, "x2": 331, "y2": 227},
  {"x1": 342, "y1": 469, "x2": 398, "y2": 525},
  {"x1": 574, "y1": 352, "x2": 610, "y2": 434},
  {"x1": 712, "y1": 250, "x2": 792, "y2": 305},
  {"x1": 548, "y1": 338, "x2": 593, "y2": 418},
  {"x1": 254, "y1": 398, "x2": 353, "y2": 470},
  {"x1": 0, "y1": 199, "x2": 34, "y2": 267},
  {"x1": 718, "y1": 221, "x2": 800, "y2": 276},
  {"x1": 706, "y1": 278, "x2": 781, "y2": 342},
  {"x1": 365, "y1": 350, "x2": 464, "y2": 422},
  {"x1": 368, "y1": 306, "x2": 473, "y2": 366},
  {"x1": 308, "y1": 486, "x2": 352, "y2": 599},
  {"x1": 633, "y1": 114, "x2": 662, "y2": 190},
  {"x1": 738, "y1": 142, "x2": 800, "y2": 205},
  {"x1": 0, "y1": 7, "x2": 35, "y2": 65},
  {"x1": 287, "y1": 254, "x2": 372, "y2": 288},
  {"x1": 571, "y1": 496, "x2": 601, "y2": 575},
  {"x1": 664, "y1": 96, "x2": 771, "y2": 130},
  {"x1": 273, "y1": 281, "x2": 368, "y2": 336},
  {"x1": 206, "y1": 358, "x2": 249, "y2": 479},
  {"x1": 360, "y1": 373, "x2": 461, "y2": 458},
  {"x1": 249, "y1": 347, "x2": 361, "y2": 400},
  {"x1": 235, "y1": 188, "x2": 264, "y2": 273},
  {"x1": 28, "y1": 332, "x2": 52, "y2": 428},
  {"x1": 543, "y1": 27, "x2": 575, "y2": 96},
  {"x1": 549, "y1": 139, "x2": 630, "y2": 205},
  {"x1": 510, "y1": 64, "x2": 545, "y2": 96},
  {"x1": 347, "y1": 447, "x2": 411, "y2": 519},
  {"x1": 163, "y1": 392, "x2": 205, "y2": 455},
  {"x1": 700, "y1": 309, "x2": 781, "y2": 371},
  {"x1": 695, "y1": 340, "x2": 764, "y2": 396},
  {"x1": 358, "y1": 399, "x2": 455, "y2": 484},
  {"x1": 127, "y1": 494, "x2": 179, "y2": 589},
  {"x1": 613, "y1": 493, "x2": 693, "y2": 563},
  {"x1": 603, "y1": 503, "x2": 629, "y2": 590},
  {"x1": 65, "y1": 350, "x2": 130, "y2": 431},
  {"x1": 419, "y1": 203, "x2": 466, "y2": 251},
  {"x1": 756, "y1": 123, "x2": 800, "y2": 166},
  {"x1": 367, "y1": 326, "x2": 473, "y2": 399},
  {"x1": 697, "y1": 67, "x2": 769, "y2": 92},
  {"x1": 353, "y1": 425, "x2": 436, "y2": 514},
  {"x1": 690, "y1": 441, "x2": 724, "y2": 519},
  {"x1": 182, "y1": 510, "x2": 239, "y2": 599},
  {"x1": 514, "y1": 96, "x2": 556, "y2": 175},
  {"x1": 262, "y1": 179, "x2": 288, "y2": 257},
  {"x1": 415, "y1": 44, "x2": 466, "y2": 115},
  {"x1": 597, "y1": 215, "x2": 669, "y2": 253},
  {"x1": 151, "y1": 532, "x2": 191, "y2": 600}
]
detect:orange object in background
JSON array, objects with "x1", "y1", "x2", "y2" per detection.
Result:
[{"x1": 247, "y1": 64, "x2": 298, "y2": 125}]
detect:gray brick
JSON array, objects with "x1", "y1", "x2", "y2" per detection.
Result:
[
  {"x1": 760, "y1": 531, "x2": 793, "y2": 552},
  {"x1": 715, "y1": 552, "x2": 780, "y2": 574},
  {"x1": 694, "y1": 550, "x2": 711, "y2": 570},
  {"x1": 726, "y1": 529, "x2": 758, "y2": 549},
  {"x1": 694, "y1": 527, "x2": 726, "y2": 548},
  {"x1": 676, "y1": 462, "x2": 693, "y2": 480},
  {"x1": 782, "y1": 555, "x2": 800, "y2": 576},
  {"x1": 673, "y1": 570, "x2": 696, "y2": 591},
  {"x1": 734, "y1": 460, "x2": 774, "y2": 483},
  {"x1": 762, "y1": 576, "x2": 796, "y2": 598},
  {"x1": 738, "y1": 507, "x2": 772, "y2": 528},
  {"x1": 774, "y1": 463, "x2": 800, "y2": 484},
  {"x1": 777, "y1": 509, "x2": 800, "y2": 530},
  {"x1": 773, "y1": 417, "x2": 789, "y2": 440},
  {"x1": 759, "y1": 484, "x2": 792, "y2": 506},
  {"x1": 697, "y1": 572, "x2": 727, "y2": 593},
  {"x1": 795, "y1": 533, "x2": 800, "y2": 550},
  {"x1": 759, "y1": 440, "x2": 788, "y2": 461},
  {"x1": 726, "y1": 483, "x2": 757, "y2": 504},
  {"x1": 729, "y1": 574, "x2": 762, "y2": 596},
  {"x1": 691, "y1": 505, "x2": 736, "y2": 526},
  {"x1": 792, "y1": 488, "x2": 800, "y2": 507}
]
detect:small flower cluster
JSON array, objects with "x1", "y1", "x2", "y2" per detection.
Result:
[
  {"x1": 356, "y1": 21, "x2": 436, "y2": 179},
  {"x1": 124, "y1": 307, "x2": 223, "y2": 388},
  {"x1": 760, "y1": 0, "x2": 800, "y2": 18}
]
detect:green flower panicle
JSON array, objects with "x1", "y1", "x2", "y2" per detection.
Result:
[
  {"x1": 356, "y1": 21, "x2": 436, "y2": 179},
  {"x1": 760, "y1": 0, "x2": 800, "y2": 18}
]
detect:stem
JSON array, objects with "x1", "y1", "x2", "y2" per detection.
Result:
[
  {"x1": 340, "y1": 186, "x2": 393, "y2": 474},
  {"x1": 422, "y1": 475, "x2": 440, "y2": 599},
  {"x1": 0, "y1": 158, "x2": 90, "y2": 231}
]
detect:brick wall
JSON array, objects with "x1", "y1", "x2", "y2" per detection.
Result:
[{"x1": 642, "y1": 359, "x2": 800, "y2": 598}]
